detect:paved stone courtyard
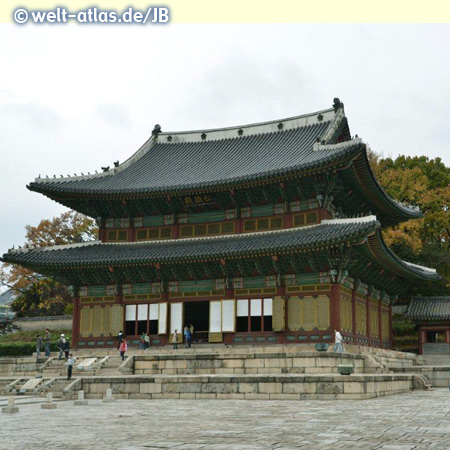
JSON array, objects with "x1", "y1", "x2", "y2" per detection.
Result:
[{"x1": 1, "y1": 389, "x2": 450, "y2": 449}]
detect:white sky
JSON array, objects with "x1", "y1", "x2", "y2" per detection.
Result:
[{"x1": 0, "y1": 23, "x2": 450, "y2": 257}]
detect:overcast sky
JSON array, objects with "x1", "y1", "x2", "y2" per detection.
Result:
[{"x1": 1, "y1": 24, "x2": 450, "y2": 259}]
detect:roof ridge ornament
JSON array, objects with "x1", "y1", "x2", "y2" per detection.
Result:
[
  {"x1": 333, "y1": 97, "x2": 344, "y2": 112},
  {"x1": 152, "y1": 124, "x2": 162, "y2": 138}
]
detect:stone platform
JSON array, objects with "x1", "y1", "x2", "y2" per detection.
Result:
[{"x1": 72, "y1": 373, "x2": 426, "y2": 401}]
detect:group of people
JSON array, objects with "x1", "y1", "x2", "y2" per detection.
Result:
[
  {"x1": 35, "y1": 329, "x2": 70, "y2": 360},
  {"x1": 35, "y1": 328, "x2": 53, "y2": 358},
  {"x1": 172, "y1": 324, "x2": 194, "y2": 349},
  {"x1": 139, "y1": 332, "x2": 150, "y2": 349},
  {"x1": 35, "y1": 328, "x2": 75, "y2": 380}
]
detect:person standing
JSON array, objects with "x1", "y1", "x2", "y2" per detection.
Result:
[
  {"x1": 63, "y1": 338, "x2": 70, "y2": 360},
  {"x1": 44, "y1": 328, "x2": 51, "y2": 358},
  {"x1": 119, "y1": 339, "x2": 128, "y2": 361},
  {"x1": 144, "y1": 333, "x2": 150, "y2": 349},
  {"x1": 184, "y1": 325, "x2": 191, "y2": 348},
  {"x1": 173, "y1": 329, "x2": 178, "y2": 350},
  {"x1": 66, "y1": 354, "x2": 75, "y2": 380},
  {"x1": 57, "y1": 334, "x2": 66, "y2": 360},
  {"x1": 333, "y1": 329, "x2": 344, "y2": 353},
  {"x1": 189, "y1": 323, "x2": 194, "y2": 347},
  {"x1": 117, "y1": 330, "x2": 123, "y2": 350},
  {"x1": 35, "y1": 335, "x2": 43, "y2": 358}
]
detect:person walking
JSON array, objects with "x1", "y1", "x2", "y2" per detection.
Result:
[
  {"x1": 57, "y1": 334, "x2": 66, "y2": 360},
  {"x1": 63, "y1": 338, "x2": 70, "y2": 360},
  {"x1": 144, "y1": 333, "x2": 150, "y2": 349},
  {"x1": 119, "y1": 339, "x2": 128, "y2": 361},
  {"x1": 173, "y1": 329, "x2": 178, "y2": 350},
  {"x1": 66, "y1": 354, "x2": 75, "y2": 380},
  {"x1": 35, "y1": 335, "x2": 43, "y2": 358},
  {"x1": 44, "y1": 328, "x2": 51, "y2": 358},
  {"x1": 184, "y1": 325, "x2": 191, "y2": 349},
  {"x1": 333, "y1": 329, "x2": 344, "y2": 353},
  {"x1": 117, "y1": 330, "x2": 123, "y2": 350}
]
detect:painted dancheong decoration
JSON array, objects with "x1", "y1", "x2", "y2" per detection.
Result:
[{"x1": 1, "y1": 99, "x2": 439, "y2": 349}]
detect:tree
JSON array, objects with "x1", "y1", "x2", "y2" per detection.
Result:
[
  {"x1": 369, "y1": 150, "x2": 450, "y2": 296},
  {"x1": 0, "y1": 211, "x2": 98, "y2": 317}
]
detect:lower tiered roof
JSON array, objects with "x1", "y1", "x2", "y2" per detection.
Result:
[{"x1": 1, "y1": 217, "x2": 438, "y2": 294}]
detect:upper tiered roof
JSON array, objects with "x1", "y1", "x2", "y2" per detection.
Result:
[{"x1": 27, "y1": 100, "x2": 421, "y2": 226}]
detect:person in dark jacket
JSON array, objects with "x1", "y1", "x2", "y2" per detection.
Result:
[{"x1": 62, "y1": 339, "x2": 70, "y2": 360}]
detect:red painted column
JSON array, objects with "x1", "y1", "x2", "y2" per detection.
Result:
[
  {"x1": 389, "y1": 304, "x2": 393, "y2": 349},
  {"x1": 366, "y1": 295, "x2": 371, "y2": 346},
  {"x1": 378, "y1": 300, "x2": 383, "y2": 348},
  {"x1": 351, "y1": 289, "x2": 357, "y2": 344},
  {"x1": 330, "y1": 283, "x2": 341, "y2": 332},
  {"x1": 128, "y1": 226, "x2": 135, "y2": 242},
  {"x1": 72, "y1": 296, "x2": 80, "y2": 349}
]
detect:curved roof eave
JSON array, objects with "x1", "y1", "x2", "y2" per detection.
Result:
[
  {"x1": 340, "y1": 147, "x2": 422, "y2": 227},
  {"x1": 357, "y1": 231, "x2": 439, "y2": 283}
]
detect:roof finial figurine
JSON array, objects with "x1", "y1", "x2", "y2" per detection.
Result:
[
  {"x1": 114, "y1": 161, "x2": 119, "y2": 167},
  {"x1": 333, "y1": 98, "x2": 343, "y2": 112},
  {"x1": 152, "y1": 124, "x2": 162, "y2": 138},
  {"x1": 101, "y1": 166, "x2": 110, "y2": 173}
]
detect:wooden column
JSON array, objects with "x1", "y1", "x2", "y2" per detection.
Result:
[
  {"x1": 330, "y1": 283, "x2": 341, "y2": 332},
  {"x1": 378, "y1": 300, "x2": 383, "y2": 348},
  {"x1": 366, "y1": 295, "x2": 371, "y2": 346},
  {"x1": 389, "y1": 304, "x2": 393, "y2": 349},
  {"x1": 351, "y1": 289, "x2": 357, "y2": 344},
  {"x1": 72, "y1": 296, "x2": 80, "y2": 349}
]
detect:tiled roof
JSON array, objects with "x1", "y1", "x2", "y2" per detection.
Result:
[
  {"x1": 407, "y1": 297, "x2": 450, "y2": 320},
  {"x1": 2, "y1": 218, "x2": 380, "y2": 268},
  {"x1": 29, "y1": 114, "x2": 355, "y2": 195}
]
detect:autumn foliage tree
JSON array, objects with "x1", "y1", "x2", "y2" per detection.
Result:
[
  {"x1": 0, "y1": 211, "x2": 98, "y2": 317},
  {"x1": 369, "y1": 152, "x2": 450, "y2": 296}
]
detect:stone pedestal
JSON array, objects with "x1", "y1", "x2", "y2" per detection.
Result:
[
  {"x1": 2, "y1": 406, "x2": 19, "y2": 414},
  {"x1": 41, "y1": 393, "x2": 57, "y2": 409},
  {"x1": 41, "y1": 403, "x2": 57, "y2": 410},
  {"x1": 2, "y1": 397, "x2": 19, "y2": 414},
  {"x1": 102, "y1": 388, "x2": 116, "y2": 402},
  {"x1": 74, "y1": 390, "x2": 88, "y2": 406}
]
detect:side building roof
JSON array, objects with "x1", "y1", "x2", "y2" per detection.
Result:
[
  {"x1": 27, "y1": 102, "x2": 420, "y2": 226},
  {"x1": 407, "y1": 297, "x2": 450, "y2": 321}
]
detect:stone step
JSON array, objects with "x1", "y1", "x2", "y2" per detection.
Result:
[{"x1": 76, "y1": 373, "x2": 423, "y2": 401}]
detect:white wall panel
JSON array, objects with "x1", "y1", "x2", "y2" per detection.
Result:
[
  {"x1": 237, "y1": 299, "x2": 249, "y2": 317},
  {"x1": 210, "y1": 301, "x2": 222, "y2": 332},
  {"x1": 222, "y1": 300, "x2": 235, "y2": 332},
  {"x1": 170, "y1": 302, "x2": 183, "y2": 334},
  {"x1": 158, "y1": 302, "x2": 167, "y2": 334},
  {"x1": 137, "y1": 304, "x2": 148, "y2": 321},
  {"x1": 149, "y1": 303, "x2": 159, "y2": 320},
  {"x1": 125, "y1": 304, "x2": 136, "y2": 321},
  {"x1": 250, "y1": 299, "x2": 262, "y2": 316},
  {"x1": 264, "y1": 298, "x2": 273, "y2": 316}
]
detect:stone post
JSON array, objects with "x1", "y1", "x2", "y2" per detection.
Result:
[
  {"x1": 2, "y1": 396, "x2": 19, "y2": 414},
  {"x1": 102, "y1": 388, "x2": 115, "y2": 403},
  {"x1": 41, "y1": 392, "x2": 57, "y2": 409},
  {"x1": 74, "y1": 390, "x2": 88, "y2": 406}
]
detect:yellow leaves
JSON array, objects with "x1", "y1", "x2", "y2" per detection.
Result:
[{"x1": 383, "y1": 219, "x2": 423, "y2": 255}]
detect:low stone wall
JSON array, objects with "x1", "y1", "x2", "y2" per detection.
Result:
[
  {"x1": 13, "y1": 316, "x2": 72, "y2": 331},
  {"x1": 133, "y1": 352, "x2": 368, "y2": 375},
  {"x1": 77, "y1": 374, "x2": 418, "y2": 401},
  {"x1": 391, "y1": 366, "x2": 450, "y2": 388},
  {"x1": 0, "y1": 357, "x2": 39, "y2": 377}
]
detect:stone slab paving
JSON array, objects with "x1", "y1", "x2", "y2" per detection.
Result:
[{"x1": 1, "y1": 389, "x2": 450, "y2": 449}]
